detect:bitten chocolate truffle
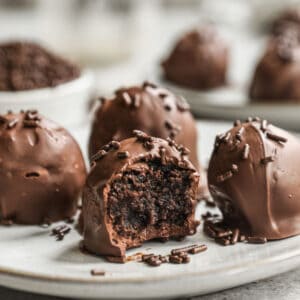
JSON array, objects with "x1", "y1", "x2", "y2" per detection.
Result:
[
  {"x1": 83, "y1": 132, "x2": 199, "y2": 258},
  {"x1": 208, "y1": 118, "x2": 300, "y2": 240},
  {"x1": 0, "y1": 41, "x2": 80, "y2": 91},
  {"x1": 250, "y1": 30, "x2": 300, "y2": 102},
  {"x1": 161, "y1": 26, "x2": 228, "y2": 90},
  {"x1": 0, "y1": 110, "x2": 86, "y2": 225},
  {"x1": 88, "y1": 82, "x2": 199, "y2": 169}
]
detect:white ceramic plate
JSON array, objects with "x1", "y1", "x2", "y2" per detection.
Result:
[
  {"x1": 0, "y1": 70, "x2": 95, "y2": 128},
  {"x1": 0, "y1": 121, "x2": 300, "y2": 299},
  {"x1": 153, "y1": 72, "x2": 300, "y2": 131}
]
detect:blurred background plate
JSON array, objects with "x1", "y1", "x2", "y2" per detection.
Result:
[{"x1": 155, "y1": 73, "x2": 300, "y2": 131}]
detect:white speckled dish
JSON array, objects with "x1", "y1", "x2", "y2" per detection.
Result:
[{"x1": 0, "y1": 122, "x2": 300, "y2": 299}]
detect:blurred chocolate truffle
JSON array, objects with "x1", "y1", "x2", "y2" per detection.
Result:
[
  {"x1": 272, "y1": 7, "x2": 300, "y2": 36},
  {"x1": 83, "y1": 132, "x2": 199, "y2": 258},
  {"x1": 250, "y1": 30, "x2": 300, "y2": 102},
  {"x1": 0, "y1": 41, "x2": 80, "y2": 91},
  {"x1": 161, "y1": 26, "x2": 229, "y2": 90},
  {"x1": 208, "y1": 118, "x2": 300, "y2": 240},
  {"x1": 0, "y1": 110, "x2": 86, "y2": 225},
  {"x1": 88, "y1": 82, "x2": 199, "y2": 169}
]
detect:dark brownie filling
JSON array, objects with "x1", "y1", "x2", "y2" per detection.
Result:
[{"x1": 107, "y1": 159, "x2": 193, "y2": 239}]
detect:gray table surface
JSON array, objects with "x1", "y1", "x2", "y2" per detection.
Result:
[{"x1": 1, "y1": 267, "x2": 300, "y2": 300}]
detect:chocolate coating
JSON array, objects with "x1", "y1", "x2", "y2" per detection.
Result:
[
  {"x1": 250, "y1": 30, "x2": 300, "y2": 102},
  {"x1": 272, "y1": 8, "x2": 300, "y2": 36},
  {"x1": 162, "y1": 26, "x2": 228, "y2": 90},
  {"x1": 208, "y1": 118, "x2": 300, "y2": 240},
  {"x1": 0, "y1": 111, "x2": 86, "y2": 225},
  {"x1": 88, "y1": 82, "x2": 199, "y2": 169},
  {"x1": 83, "y1": 134, "x2": 199, "y2": 258}
]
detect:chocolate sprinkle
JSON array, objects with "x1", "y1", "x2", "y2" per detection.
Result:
[
  {"x1": 231, "y1": 164, "x2": 239, "y2": 173},
  {"x1": 90, "y1": 269, "x2": 105, "y2": 276},
  {"x1": 6, "y1": 119, "x2": 18, "y2": 129},
  {"x1": 236, "y1": 127, "x2": 244, "y2": 141},
  {"x1": 23, "y1": 120, "x2": 39, "y2": 128},
  {"x1": 234, "y1": 120, "x2": 241, "y2": 127},
  {"x1": 122, "y1": 92, "x2": 132, "y2": 106},
  {"x1": 142, "y1": 81, "x2": 157, "y2": 89},
  {"x1": 171, "y1": 244, "x2": 199, "y2": 255},
  {"x1": 242, "y1": 144, "x2": 250, "y2": 160},
  {"x1": 51, "y1": 224, "x2": 71, "y2": 241},
  {"x1": 216, "y1": 170, "x2": 233, "y2": 183},
  {"x1": 247, "y1": 236, "x2": 267, "y2": 244},
  {"x1": 117, "y1": 151, "x2": 130, "y2": 159},
  {"x1": 91, "y1": 150, "x2": 106, "y2": 162},
  {"x1": 266, "y1": 132, "x2": 287, "y2": 143},
  {"x1": 169, "y1": 255, "x2": 183, "y2": 264},
  {"x1": 261, "y1": 120, "x2": 268, "y2": 132},
  {"x1": 188, "y1": 244, "x2": 207, "y2": 254},
  {"x1": 231, "y1": 229, "x2": 240, "y2": 244},
  {"x1": 261, "y1": 156, "x2": 275, "y2": 164},
  {"x1": 215, "y1": 237, "x2": 230, "y2": 246}
]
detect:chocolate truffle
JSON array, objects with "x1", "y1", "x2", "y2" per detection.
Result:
[
  {"x1": 88, "y1": 82, "x2": 199, "y2": 169},
  {"x1": 83, "y1": 132, "x2": 199, "y2": 258},
  {"x1": 208, "y1": 118, "x2": 300, "y2": 240},
  {"x1": 0, "y1": 110, "x2": 86, "y2": 225},
  {"x1": 250, "y1": 30, "x2": 300, "y2": 102},
  {"x1": 0, "y1": 41, "x2": 80, "y2": 91},
  {"x1": 161, "y1": 26, "x2": 228, "y2": 90},
  {"x1": 272, "y1": 7, "x2": 300, "y2": 36}
]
